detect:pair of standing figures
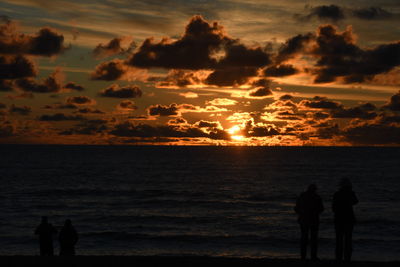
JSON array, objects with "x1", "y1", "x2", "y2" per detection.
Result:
[
  {"x1": 295, "y1": 178, "x2": 358, "y2": 262},
  {"x1": 34, "y1": 217, "x2": 78, "y2": 256}
]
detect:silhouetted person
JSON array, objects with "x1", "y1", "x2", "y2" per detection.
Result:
[
  {"x1": 333, "y1": 178, "x2": 358, "y2": 262},
  {"x1": 59, "y1": 219, "x2": 79, "y2": 256},
  {"x1": 294, "y1": 184, "x2": 324, "y2": 260},
  {"x1": 34, "y1": 216, "x2": 57, "y2": 256}
]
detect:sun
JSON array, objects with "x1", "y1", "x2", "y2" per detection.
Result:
[{"x1": 228, "y1": 125, "x2": 245, "y2": 141}]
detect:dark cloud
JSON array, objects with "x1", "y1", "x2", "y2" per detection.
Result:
[
  {"x1": 352, "y1": 7, "x2": 393, "y2": 20},
  {"x1": 60, "y1": 119, "x2": 108, "y2": 135},
  {"x1": 0, "y1": 121, "x2": 14, "y2": 137},
  {"x1": 330, "y1": 105, "x2": 377, "y2": 120},
  {"x1": 110, "y1": 120, "x2": 230, "y2": 140},
  {"x1": 15, "y1": 68, "x2": 64, "y2": 93},
  {"x1": 0, "y1": 21, "x2": 65, "y2": 56},
  {"x1": 300, "y1": 96, "x2": 342, "y2": 109},
  {"x1": 312, "y1": 25, "x2": 400, "y2": 83},
  {"x1": 153, "y1": 69, "x2": 205, "y2": 88},
  {"x1": 64, "y1": 82, "x2": 84, "y2": 91},
  {"x1": 275, "y1": 33, "x2": 314, "y2": 64},
  {"x1": 243, "y1": 120, "x2": 280, "y2": 137},
  {"x1": 66, "y1": 96, "x2": 96, "y2": 105},
  {"x1": 91, "y1": 59, "x2": 127, "y2": 81},
  {"x1": 296, "y1": 5, "x2": 345, "y2": 22},
  {"x1": 117, "y1": 100, "x2": 137, "y2": 110},
  {"x1": 74, "y1": 108, "x2": 105, "y2": 114},
  {"x1": 125, "y1": 16, "x2": 271, "y2": 87},
  {"x1": 194, "y1": 120, "x2": 221, "y2": 128},
  {"x1": 279, "y1": 94, "x2": 294, "y2": 101},
  {"x1": 205, "y1": 66, "x2": 258, "y2": 86},
  {"x1": 248, "y1": 87, "x2": 273, "y2": 97},
  {"x1": 167, "y1": 117, "x2": 188, "y2": 125},
  {"x1": 0, "y1": 55, "x2": 37, "y2": 79},
  {"x1": 148, "y1": 103, "x2": 179, "y2": 117},
  {"x1": 342, "y1": 123, "x2": 400, "y2": 145},
  {"x1": 9, "y1": 104, "x2": 31, "y2": 115},
  {"x1": 264, "y1": 64, "x2": 298, "y2": 77},
  {"x1": 93, "y1": 36, "x2": 136, "y2": 58},
  {"x1": 382, "y1": 91, "x2": 400, "y2": 111},
  {"x1": 38, "y1": 113, "x2": 84, "y2": 121},
  {"x1": 99, "y1": 84, "x2": 142, "y2": 98},
  {"x1": 0, "y1": 79, "x2": 13, "y2": 91},
  {"x1": 128, "y1": 15, "x2": 229, "y2": 70}
]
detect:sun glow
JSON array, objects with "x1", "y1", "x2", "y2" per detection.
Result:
[
  {"x1": 228, "y1": 125, "x2": 241, "y2": 135},
  {"x1": 228, "y1": 125, "x2": 245, "y2": 142}
]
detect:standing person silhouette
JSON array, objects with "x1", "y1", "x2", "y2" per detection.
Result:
[
  {"x1": 59, "y1": 219, "x2": 79, "y2": 256},
  {"x1": 34, "y1": 216, "x2": 57, "y2": 256},
  {"x1": 332, "y1": 178, "x2": 358, "y2": 262},
  {"x1": 294, "y1": 184, "x2": 324, "y2": 260}
]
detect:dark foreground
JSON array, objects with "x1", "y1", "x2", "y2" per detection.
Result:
[{"x1": 1, "y1": 256, "x2": 399, "y2": 267}]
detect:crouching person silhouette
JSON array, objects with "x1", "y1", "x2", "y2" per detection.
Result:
[
  {"x1": 294, "y1": 184, "x2": 324, "y2": 260},
  {"x1": 333, "y1": 178, "x2": 358, "y2": 262},
  {"x1": 59, "y1": 219, "x2": 79, "y2": 256},
  {"x1": 35, "y1": 216, "x2": 57, "y2": 256}
]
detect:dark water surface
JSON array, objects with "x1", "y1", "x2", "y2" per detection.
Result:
[{"x1": 0, "y1": 145, "x2": 399, "y2": 260}]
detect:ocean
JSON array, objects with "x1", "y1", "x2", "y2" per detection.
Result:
[{"x1": 0, "y1": 145, "x2": 399, "y2": 260}]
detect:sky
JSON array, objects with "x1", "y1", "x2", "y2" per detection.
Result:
[{"x1": 0, "y1": 0, "x2": 399, "y2": 145}]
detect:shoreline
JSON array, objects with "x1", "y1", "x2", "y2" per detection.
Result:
[{"x1": 1, "y1": 256, "x2": 399, "y2": 267}]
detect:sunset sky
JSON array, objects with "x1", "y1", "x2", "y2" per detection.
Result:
[{"x1": 1, "y1": 0, "x2": 399, "y2": 145}]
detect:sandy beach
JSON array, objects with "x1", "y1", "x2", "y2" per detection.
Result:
[{"x1": 1, "y1": 256, "x2": 399, "y2": 267}]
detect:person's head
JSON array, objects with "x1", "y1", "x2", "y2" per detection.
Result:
[
  {"x1": 41, "y1": 216, "x2": 48, "y2": 224},
  {"x1": 64, "y1": 219, "x2": 72, "y2": 227},
  {"x1": 339, "y1": 178, "x2": 352, "y2": 190},
  {"x1": 307, "y1": 184, "x2": 317, "y2": 193}
]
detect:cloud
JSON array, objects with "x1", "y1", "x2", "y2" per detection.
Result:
[
  {"x1": 296, "y1": 5, "x2": 345, "y2": 22},
  {"x1": 91, "y1": 59, "x2": 148, "y2": 81},
  {"x1": 125, "y1": 16, "x2": 271, "y2": 87},
  {"x1": 264, "y1": 64, "x2": 298, "y2": 77},
  {"x1": 0, "y1": 55, "x2": 37, "y2": 80},
  {"x1": 300, "y1": 96, "x2": 342, "y2": 109},
  {"x1": 342, "y1": 122, "x2": 400, "y2": 145},
  {"x1": 153, "y1": 69, "x2": 209, "y2": 88},
  {"x1": 0, "y1": 79, "x2": 13, "y2": 91},
  {"x1": 352, "y1": 7, "x2": 393, "y2": 20},
  {"x1": 110, "y1": 120, "x2": 230, "y2": 140},
  {"x1": 179, "y1": 92, "x2": 198, "y2": 98},
  {"x1": 248, "y1": 87, "x2": 273, "y2": 98},
  {"x1": 167, "y1": 117, "x2": 188, "y2": 125},
  {"x1": 93, "y1": 36, "x2": 135, "y2": 58},
  {"x1": 312, "y1": 25, "x2": 400, "y2": 83},
  {"x1": 275, "y1": 33, "x2": 314, "y2": 64},
  {"x1": 63, "y1": 82, "x2": 84, "y2": 91},
  {"x1": 38, "y1": 113, "x2": 84, "y2": 121},
  {"x1": 99, "y1": 84, "x2": 142, "y2": 98},
  {"x1": 330, "y1": 104, "x2": 377, "y2": 120},
  {"x1": 206, "y1": 98, "x2": 238, "y2": 106},
  {"x1": 0, "y1": 120, "x2": 15, "y2": 137},
  {"x1": 74, "y1": 108, "x2": 104, "y2": 114},
  {"x1": 9, "y1": 104, "x2": 31, "y2": 115},
  {"x1": 60, "y1": 119, "x2": 108, "y2": 135},
  {"x1": 148, "y1": 103, "x2": 179, "y2": 117},
  {"x1": 15, "y1": 68, "x2": 64, "y2": 93},
  {"x1": 382, "y1": 91, "x2": 400, "y2": 111},
  {"x1": 117, "y1": 100, "x2": 137, "y2": 111},
  {"x1": 66, "y1": 96, "x2": 96, "y2": 105},
  {"x1": 0, "y1": 20, "x2": 66, "y2": 56},
  {"x1": 127, "y1": 15, "x2": 229, "y2": 70}
]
